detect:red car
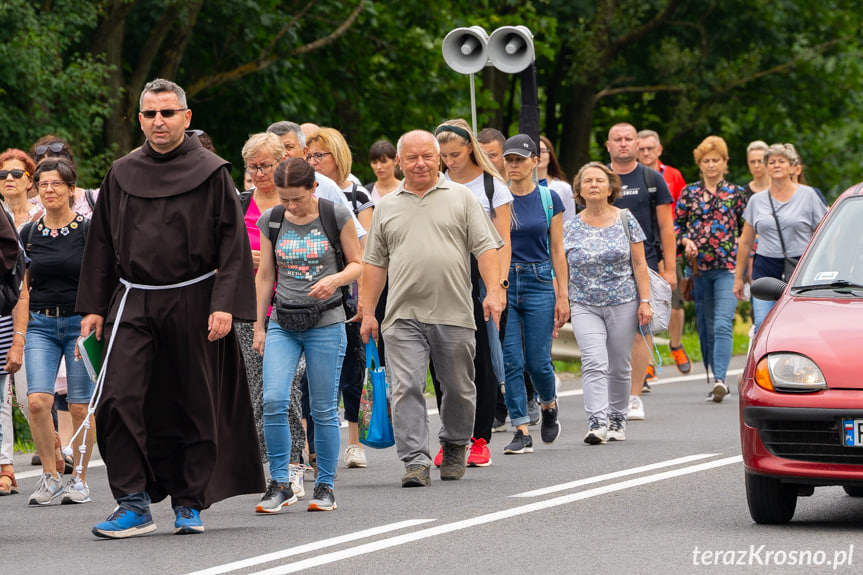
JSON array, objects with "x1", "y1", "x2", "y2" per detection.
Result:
[{"x1": 741, "y1": 183, "x2": 863, "y2": 524}]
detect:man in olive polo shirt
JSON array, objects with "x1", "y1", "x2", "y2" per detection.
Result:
[{"x1": 360, "y1": 130, "x2": 505, "y2": 488}]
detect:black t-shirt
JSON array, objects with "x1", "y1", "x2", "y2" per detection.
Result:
[
  {"x1": 22, "y1": 214, "x2": 88, "y2": 310},
  {"x1": 613, "y1": 163, "x2": 673, "y2": 270}
]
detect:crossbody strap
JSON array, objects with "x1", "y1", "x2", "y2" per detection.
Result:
[{"x1": 767, "y1": 192, "x2": 789, "y2": 258}]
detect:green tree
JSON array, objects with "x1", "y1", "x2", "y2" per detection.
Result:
[
  {"x1": 535, "y1": 0, "x2": 863, "y2": 197},
  {"x1": 0, "y1": 0, "x2": 114, "y2": 185}
]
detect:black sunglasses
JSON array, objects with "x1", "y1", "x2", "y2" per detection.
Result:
[
  {"x1": 34, "y1": 142, "x2": 66, "y2": 157},
  {"x1": 140, "y1": 108, "x2": 187, "y2": 119},
  {"x1": 0, "y1": 169, "x2": 30, "y2": 179}
]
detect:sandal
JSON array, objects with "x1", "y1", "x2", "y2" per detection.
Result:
[{"x1": 0, "y1": 471, "x2": 18, "y2": 495}]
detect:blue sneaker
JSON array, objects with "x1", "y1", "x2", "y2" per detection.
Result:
[
  {"x1": 92, "y1": 507, "x2": 156, "y2": 539},
  {"x1": 174, "y1": 506, "x2": 204, "y2": 534}
]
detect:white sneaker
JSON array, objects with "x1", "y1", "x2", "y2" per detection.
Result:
[
  {"x1": 289, "y1": 464, "x2": 305, "y2": 499},
  {"x1": 711, "y1": 380, "x2": 729, "y2": 403},
  {"x1": 344, "y1": 443, "x2": 368, "y2": 468},
  {"x1": 28, "y1": 473, "x2": 63, "y2": 506},
  {"x1": 584, "y1": 420, "x2": 608, "y2": 445},
  {"x1": 60, "y1": 477, "x2": 91, "y2": 504},
  {"x1": 627, "y1": 395, "x2": 645, "y2": 420},
  {"x1": 607, "y1": 413, "x2": 627, "y2": 441}
]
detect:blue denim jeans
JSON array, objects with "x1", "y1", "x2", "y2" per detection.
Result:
[
  {"x1": 752, "y1": 297, "x2": 776, "y2": 336},
  {"x1": 24, "y1": 312, "x2": 93, "y2": 403},
  {"x1": 694, "y1": 269, "x2": 738, "y2": 382},
  {"x1": 263, "y1": 321, "x2": 345, "y2": 487},
  {"x1": 502, "y1": 260, "x2": 557, "y2": 426}
]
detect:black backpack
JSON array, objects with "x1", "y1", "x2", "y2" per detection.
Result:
[
  {"x1": 0, "y1": 212, "x2": 26, "y2": 316},
  {"x1": 267, "y1": 198, "x2": 353, "y2": 315}
]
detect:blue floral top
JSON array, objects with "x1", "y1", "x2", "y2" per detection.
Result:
[{"x1": 564, "y1": 209, "x2": 646, "y2": 306}]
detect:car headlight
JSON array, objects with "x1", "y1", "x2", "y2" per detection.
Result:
[{"x1": 755, "y1": 353, "x2": 827, "y2": 392}]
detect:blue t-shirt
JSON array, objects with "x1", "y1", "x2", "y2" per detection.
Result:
[
  {"x1": 511, "y1": 186, "x2": 564, "y2": 263},
  {"x1": 612, "y1": 163, "x2": 673, "y2": 271}
]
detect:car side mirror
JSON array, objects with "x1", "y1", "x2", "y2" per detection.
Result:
[{"x1": 751, "y1": 276, "x2": 786, "y2": 302}]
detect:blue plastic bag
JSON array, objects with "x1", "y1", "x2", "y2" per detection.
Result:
[{"x1": 358, "y1": 339, "x2": 395, "y2": 449}]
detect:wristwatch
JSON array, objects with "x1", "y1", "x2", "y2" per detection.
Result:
[{"x1": 500, "y1": 279, "x2": 510, "y2": 289}]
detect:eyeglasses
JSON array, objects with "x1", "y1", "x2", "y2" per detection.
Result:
[
  {"x1": 0, "y1": 169, "x2": 30, "y2": 179},
  {"x1": 306, "y1": 152, "x2": 332, "y2": 163},
  {"x1": 539, "y1": 148, "x2": 550, "y2": 155},
  {"x1": 33, "y1": 142, "x2": 66, "y2": 158},
  {"x1": 37, "y1": 180, "x2": 68, "y2": 190},
  {"x1": 245, "y1": 162, "x2": 276, "y2": 175},
  {"x1": 140, "y1": 108, "x2": 187, "y2": 119}
]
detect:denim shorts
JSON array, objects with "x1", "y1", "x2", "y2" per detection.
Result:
[{"x1": 24, "y1": 312, "x2": 94, "y2": 404}]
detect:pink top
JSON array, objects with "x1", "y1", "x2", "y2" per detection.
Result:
[
  {"x1": 245, "y1": 195, "x2": 263, "y2": 252},
  {"x1": 244, "y1": 196, "x2": 274, "y2": 317}
]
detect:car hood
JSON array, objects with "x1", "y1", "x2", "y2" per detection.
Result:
[{"x1": 760, "y1": 296, "x2": 863, "y2": 389}]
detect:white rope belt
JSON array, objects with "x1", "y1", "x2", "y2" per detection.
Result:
[{"x1": 66, "y1": 270, "x2": 218, "y2": 479}]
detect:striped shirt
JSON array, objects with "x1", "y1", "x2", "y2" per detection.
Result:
[{"x1": 0, "y1": 316, "x2": 13, "y2": 376}]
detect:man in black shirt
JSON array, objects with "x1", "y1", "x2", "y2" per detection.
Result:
[{"x1": 606, "y1": 123, "x2": 677, "y2": 422}]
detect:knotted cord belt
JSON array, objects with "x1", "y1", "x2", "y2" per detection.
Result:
[{"x1": 66, "y1": 270, "x2": 218, "y2": 479}]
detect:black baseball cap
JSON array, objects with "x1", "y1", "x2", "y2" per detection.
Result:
[{"x1": 503, "y1": 134, "x2": 538, "y2": 158}]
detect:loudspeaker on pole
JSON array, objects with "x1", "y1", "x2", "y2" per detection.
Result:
[
  {"x1": 487, "y1": 26, "x2": 534, "y2": 74},
  {"x1": 442, "y1": 26, "x2": 490, "y2": 75}
]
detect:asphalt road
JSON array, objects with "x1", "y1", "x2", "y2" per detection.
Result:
[{"x1": 2, "y1": 355, "x2": 862, "y2": 574}]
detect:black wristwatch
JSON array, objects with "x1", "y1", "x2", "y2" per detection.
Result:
[{"x1": 500, "y1": 279, "x2": 510, "y2": 289}]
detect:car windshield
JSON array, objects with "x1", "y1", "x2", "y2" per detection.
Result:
[{"x1": 791, "y1": 196, "x2": 863, "y2": 295}]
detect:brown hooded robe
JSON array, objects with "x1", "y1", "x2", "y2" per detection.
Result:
[{"x1": 77, "y1": 134, "x2": 265, "y2": 508}]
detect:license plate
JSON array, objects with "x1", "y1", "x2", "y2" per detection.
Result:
[{"x1": 843, "y1": 419, "x2": 863, "y2": 447}]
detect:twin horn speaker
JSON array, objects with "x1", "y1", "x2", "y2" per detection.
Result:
[{"x1": 442, "y1": 25, "x2": 534, "y2": 75}]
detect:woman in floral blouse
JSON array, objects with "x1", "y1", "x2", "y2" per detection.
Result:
[
  {"x1": 565, "y1": 162, "x2": 652, "y2": 445},
  {"x1": 675, "y1": 136, "x2": 747, "y2": 403}
]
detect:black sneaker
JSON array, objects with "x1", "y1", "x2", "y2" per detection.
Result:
[
  {"x1": 540, "y1": 404, "x2": 561, "y2": 444},
  {"x1": 439, "y1": 443, "x2": 467, "y2": 481},
  {"x1": 255, "y1": 479, "x2": 297, "y2": 513},
  {"x1": 503, "y1": 430, "x2": 534, "y2": 454},
  {"x1": 307, "y1": 484, "x2": 337, "y2": 511},
  {"x1": 401, "y1": 464, "x2": 431, "y2": 487}
]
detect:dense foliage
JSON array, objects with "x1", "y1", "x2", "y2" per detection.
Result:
[{"x1": 1, "y1": 0, "x2": 861, "y2": 197}]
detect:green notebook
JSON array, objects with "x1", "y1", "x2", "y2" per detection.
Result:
[{"x1": 77, "y1": 331, "x2": 104, "y2": 382}]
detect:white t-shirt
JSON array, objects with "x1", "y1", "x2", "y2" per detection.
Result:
[
  {"x1": 546, "y1": 178, "x2": 576, "y2": 227},
  {"x1": 449, "y1": 172, "x2": 513, "y2": 217}
]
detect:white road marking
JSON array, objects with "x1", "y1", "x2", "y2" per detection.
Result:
[
  {"x1": 184, "y1": 520, "x2": 434, "y2": 575},
  {"x1": 15, "y1": 459, "x2": 105, "y2": 480},
  {"x1": 427, "y1": 368, "x2": 744, "y2": 414},
  {"x1": 511, "y1": 453, "x2": 719, "y2": 497},
  {"x1": 211, "y1": 455, "x2": 742, "y2": 575}
]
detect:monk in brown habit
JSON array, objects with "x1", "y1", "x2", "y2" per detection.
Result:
[{"x1": 78, "y1": 78, "x2": 264, "y2": 539}]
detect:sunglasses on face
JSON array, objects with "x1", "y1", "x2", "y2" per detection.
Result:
[
  {"x1": 140, "y1": 108, "x2": 187, "y2": 119},
  {"x1": 0, "y1": 169, "x2": 30, "y2": 179},
  {"x1": 34, "y1": 142, "x2": 66, "y2": 158}
]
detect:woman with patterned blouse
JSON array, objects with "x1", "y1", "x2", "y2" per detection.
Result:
[
  {"x1": 565, "y1": 162, "x2": 652, "y2": 445},
  {"x1": 675, "y1": 136, "x2": 747, "y2": 403}
]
